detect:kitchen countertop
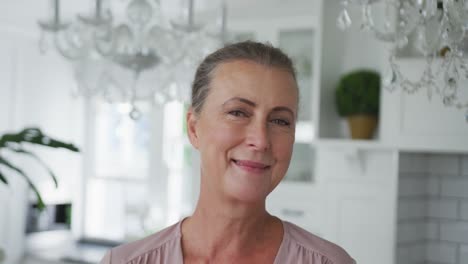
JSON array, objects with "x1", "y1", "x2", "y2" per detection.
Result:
[{"x1": 23, "y1": 230, "x2": 111, "y2": 264}]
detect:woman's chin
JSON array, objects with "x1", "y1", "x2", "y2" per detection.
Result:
[{"x1": 224, "y1": 182, "x2": 270, "y2": 204}]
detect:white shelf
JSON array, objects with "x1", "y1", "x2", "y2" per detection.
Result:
[{"x1": 315, "y1": 138, "x2": 395, "y2": 151}]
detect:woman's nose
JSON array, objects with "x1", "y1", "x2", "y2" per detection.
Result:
[{"x1": 246, "y1": 121, "x2": 270, "y2": 152}]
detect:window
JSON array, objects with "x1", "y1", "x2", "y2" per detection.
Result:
[{"x1": 82, "y1": 100, "x2": 194, "y2": 242}]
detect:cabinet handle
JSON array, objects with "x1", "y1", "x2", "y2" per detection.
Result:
[{"x1": 281, "y1": 208, "x2": 305, "y2": 218}]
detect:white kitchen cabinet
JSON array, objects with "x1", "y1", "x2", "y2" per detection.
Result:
[
  {"x1": 267, "y1": 184, "x2": 326, "y2": 237},
  {"x1": 316, "y1": 147, "x2": 399, "y2": 264}
]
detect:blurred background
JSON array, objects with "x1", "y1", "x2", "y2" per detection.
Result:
[{"x1": 1, "y1": 0, "x2": 468, "y2": 264}]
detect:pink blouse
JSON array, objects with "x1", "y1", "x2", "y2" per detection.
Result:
[{"x1": 99, "y1": 220, "x2": 355, "y2": 264}]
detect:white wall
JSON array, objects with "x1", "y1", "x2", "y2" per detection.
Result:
[
  {"x1": 0, "y1": 39, "x2": 27, "y2": 262},
  {"x1": 0, "y1": 31, "x2": 31, "y2": 264}
]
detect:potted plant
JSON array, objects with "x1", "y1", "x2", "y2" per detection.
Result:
[
  {"x1": 0, "y1": 127, "x2": 79, "y2": 263},
  {"x1": 335, "y1": 70, "x2": 380, "y2": 139}
]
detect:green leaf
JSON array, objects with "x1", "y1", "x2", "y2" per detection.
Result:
[
  {"x1": 0, "y1": 169, "x2": 8, "y2": 185},
  {"x1": 0, "y1": 127, "x2": 79, "y2": 211},
  {"x1": 0, "y1": 127, "x2": 80, "y2": 152},
  {"x1": 0, "y1": 156, "x2": 45, "y2": 210},
  {"x1": 5, "y1": 146, "x2": 58, "y2": 188}
]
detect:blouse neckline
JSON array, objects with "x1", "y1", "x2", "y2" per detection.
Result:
[{"x1": 174, "y1": 217, "x2": 289, "y2": 263}]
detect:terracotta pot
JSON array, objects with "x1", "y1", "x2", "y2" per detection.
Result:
[{"x1": 347, "y1": 115, "x2": 378, "y2": 139}]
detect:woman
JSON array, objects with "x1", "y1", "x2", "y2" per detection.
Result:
[{"x1": 100, "y1": 41, "x2": 355, "y2": 264}]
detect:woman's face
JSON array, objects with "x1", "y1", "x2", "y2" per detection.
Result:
[{"x1": 187, "y1": 60, "x2": 298, "y2": 203}]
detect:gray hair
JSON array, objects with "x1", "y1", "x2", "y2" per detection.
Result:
[{"x1": 191, "y1": 41, "x2": 298, "y2": 114}]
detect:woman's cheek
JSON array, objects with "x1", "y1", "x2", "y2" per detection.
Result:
[{"x1": 214, "y1": 121, "x2": 245, "y2": 142}]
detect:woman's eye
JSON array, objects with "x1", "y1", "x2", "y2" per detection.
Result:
[
  {"x1": 228, "y1": 110, "x2": 248, "y2": 117},
  {"x1": 271, "y1": 119, "x2": 290, "y2": 126}
]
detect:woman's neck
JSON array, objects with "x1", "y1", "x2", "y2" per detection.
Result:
[{"x1": 180, "y1": 194, "x2": 282, "y2": 262}]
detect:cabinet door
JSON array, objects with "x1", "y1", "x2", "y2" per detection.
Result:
[
  {"x1": 317, "y1": 148, "x2": 399, "y2": 264},
  {"x1": 267, "y1": 184, "x2": 325, "y2": 236}
]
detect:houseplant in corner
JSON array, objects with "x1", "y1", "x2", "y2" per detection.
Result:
[
  {"x1": 0, "y1": 127, "x2": 79, "y2": 263},
  {"x1": 335, "y1": 69, "x2": 380, "y2": 139}
]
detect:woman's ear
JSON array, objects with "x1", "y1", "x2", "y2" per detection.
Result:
[{"x1": 186, "y1": 107, "x2": 199, "y2": 149}]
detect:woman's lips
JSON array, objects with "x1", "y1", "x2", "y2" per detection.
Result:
[{"x1": 232, "y1": 159, "x2": 271, "y2": 173}]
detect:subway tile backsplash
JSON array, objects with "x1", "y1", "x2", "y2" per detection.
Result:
[
  {"x1": 397, "y1": 153, "x2": 468, "y2": 264},
  {"x1": 399, "y1": 153, "x2": 429, "y2": 174},
  {"x1": 440, "y1": 222, "x2": 468, "y2": 244},
  {"x1": 441, "y1": 178, "x2": 468, "y2": 198},
  {"x1": 425, "y1": 241, "x2": 457, "y2": 263},
  {"x1": 462, "y1": 156, "x2": 468, "y2": 176},
  {"x1": 428, "y1": 154, "x2": 461, "y2": 176},
  {"x1": 426, "y1": 199, "x2": 458, "y2": 219},
  {"x1": 461, "y1": 201, "x2": 468, "y2": 221},
  {"x1": 460, "y1": 245, "x2": 468, "y2": 264}
]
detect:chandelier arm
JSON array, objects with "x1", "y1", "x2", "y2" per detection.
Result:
[
  {"x1": 92, "y1": 20, "x2": 115, "y2": 57},
  {"x1": 387, "y1": 49, "x2": 431, "y2": 94},
  {"x1": 53, "y1": 33, "x2": 87, "y2": 60},
  {"x1": 52, "y1": 0, "x2": 61, "y2": 27},
  {"x1": 220, "y1": 0, "x2": 227, "y2": 44},
  {"x1": 95, "y1": 0, "x2": 103, "y2": 21},
  {"x1": 94, "y1": 36, "x2": 114, "y2": 58},
  {"x1": 188, "y1": 0, "x2": 194, "y2": 27},
  {"x1": 362, "y1": 2, "x2": 420, "y2": 44}
]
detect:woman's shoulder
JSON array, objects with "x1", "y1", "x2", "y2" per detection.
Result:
[
  {"x1": 280, "y1": 221, "x2": 356, "y2": 264},
  {"x1": 99, "y1": 221, "x2": 183, "y2": 264}
]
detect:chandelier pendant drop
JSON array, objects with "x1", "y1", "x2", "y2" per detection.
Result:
[
  {"x1": 38, "y1": 0, "x2": 226, "y2": 119},
  {"x1": 338, "y1": 0, "x2": 468, "y2": 122}
]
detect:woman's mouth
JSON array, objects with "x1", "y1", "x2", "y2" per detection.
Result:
[{"x1": 231, "y1": 159, "x2": 271, "y2": 174}]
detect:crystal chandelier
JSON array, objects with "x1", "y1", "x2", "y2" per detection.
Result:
[
  {"x1": 338, "y1": 0, "x2": 468, "y2": 122},
  {"x1": 38, "y1": 0, "x2": 225, "y2": 119}
]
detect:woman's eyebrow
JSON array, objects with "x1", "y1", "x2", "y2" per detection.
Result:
[
  {"x1": 222, "y1": 97, "x2": 256, "y2": 107},
  {"x1": 272, "y1": 106, "x2": 295, "y2": 117},
  {"x1": 223, "y1": 97, "x2": 295, "y2": 116}
]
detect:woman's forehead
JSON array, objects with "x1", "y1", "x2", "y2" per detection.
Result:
[
  {"x1": 211, "y1": 59, "x2": 294, "y2": 80},
  {"x1": 208, "y1": 60, "x2": 298, "y2": 103}
]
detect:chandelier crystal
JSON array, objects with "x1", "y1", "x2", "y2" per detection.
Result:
[
  {"x1": 38, "y1": 0, "x2": 225, "y2": 119},
  {"x1": 338, "y1": 0, "x2": 468, "y2": 122}
]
